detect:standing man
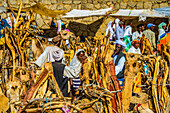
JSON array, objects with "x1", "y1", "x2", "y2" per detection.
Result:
[
  {"x1": 143, "y1": 23, "x2": 156, "y2": 52},
  {"x1": 115, "y1": 21, "x2": 124, "y2": 40},
  {"x1": 132, "y1": 24, "x2": 144, "y2": 41},
  {"x1": 123, "y1": 22, "x2": 133, "y2": 51},
  {"x1": 113, "y1": 40, "x2": 126, "y2": 86}
]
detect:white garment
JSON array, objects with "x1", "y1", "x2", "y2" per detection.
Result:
[
  {"x1": 105, "y1": 21, "x2": 116, "y2": 40},
  {"x1": 124, "y1": 25, "x2": 132, "y2": 37},
  {"x1": 64, "y1": 49, "x2": 84, "y2": 78},
  {"x1": 132, "y1": 31, "x2": 143, "y2": 41},
  {"x1": 35, "y1": 46, "x2": 64, "y2": 67},
  {"x1": 113, "y1": 54, "x2": 126, "y2": 75},
  {"x1": 128, "y1": 46, "x2": 141, "y2": 54},
  {"x1": 158, "y1": 29, "x2": 165, "y2": 40}
]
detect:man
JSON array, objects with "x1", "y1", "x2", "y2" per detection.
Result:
[
  {"x1": 132, "y1": 24, "x2": 144, "y2": 41},
  {"x1": 128, "y1": 39, "x2": 141, "y2": 54},
  {"x1": 34, "y1": 36, "x2": 63, "y2": 67},
  {"x1": 51, "y1": 49, "x2": 68, "y2": 97},
  {"x1": 115, "y1": 21, "x2": 124, "y2": 40},
  {"x1": 143, "y1": 23, "x2": 156, "y2": 52},
  {"x1": 105, "y1": 18, "x2": 120, "y2": 41},
  {"x1": 124, "y1": 22, "x2": 133, "y2": 38},
  {"x1": 123, "y1": 22, "x2": 133, "y2": 51},
  {"x1": 113, "y1": 40, "x2": 126, "y2": 86}
]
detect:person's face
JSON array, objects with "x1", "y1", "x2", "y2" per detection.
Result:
[
  {"x1": 77, "y1": 52, "x2": 87, "y2": 63},
  {"x1": 130, "y1": 23, "x2": 133, "y2": 26},
  {"x1": 115, "y1": 44, "x2": 122, "y2": 54},
  {"x1": 138, "y1": 27, "x2": 142, "y2": 32},
  {"x1": 134, "y1": 43, "x2": 140, "y2": 49},
  {"x1": 141, "y1": 26, "x2": 145, "y2": 31},
  {"x1": 162, "y1": 26, "x2": 166, "y2": 30},
  {"x1": 150, "y1": 26, "x2": 154, "y2": 30}
]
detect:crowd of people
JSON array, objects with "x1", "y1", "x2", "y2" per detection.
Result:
[
  {"x1": 32, "y1": 17, "x2": 170, "y2": 97},
  {"x1": 1, "y1": 14, "x2": 169, "y2": 98}
]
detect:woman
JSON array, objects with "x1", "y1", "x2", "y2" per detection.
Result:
[
  {"x1": 64, "y1": 49, "x2": 87, "y2": 95},
  {"x1": 158, "y1": 22, "x2": 166, "y2": 40}
]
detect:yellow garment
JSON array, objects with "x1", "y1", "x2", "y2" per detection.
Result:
[{"x1": 0, "y1": 37, "x2": 5, "y2": 45}]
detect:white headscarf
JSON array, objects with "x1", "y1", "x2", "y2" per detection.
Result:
[
  {"x1": 64, "y1": 49, "x2": 85, "y2": 78},
  {"x1": 114, "y1": 40, "x2": 126, "y2": 50},
  {"x1": 51, "y1": 48, "x2": 64, "y2": 61},
  {"x1": 115, "y1": 18, "x2": 120, "y2": 27},
  {"x1": 46, "y1": 46, "x2": 64, "y2": 62}
]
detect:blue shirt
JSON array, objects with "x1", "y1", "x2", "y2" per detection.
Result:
[
  {"x1": 115, "y1": 26, "x2": 124, "y2": 40},
  {"x1": 0, "y1": 19, "x2": 11, "y2": 38}
]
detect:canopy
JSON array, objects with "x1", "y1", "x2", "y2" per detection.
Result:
[
  {"x1": 12, "y1": 3, "x2": 68, "y2": 17},
  {"x1": 154, "y1": 7, "x2": 170, "y2": 17},
  {"x1": 62, "y1": 8, "x2": 112, "y2": 18},
  {"x1": 110, "y1": 9, "x2": 166, "y2": 18}
]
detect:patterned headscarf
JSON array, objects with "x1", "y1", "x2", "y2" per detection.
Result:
[{"x1": 158, "y1": 22, "x2": 166, "y2": 29}]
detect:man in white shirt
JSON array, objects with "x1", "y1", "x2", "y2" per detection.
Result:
[
  {"x1": 124, "y1": 22, "x2": 133, "y2": 38},
  {"x1": 105, "y1": 18, "x2": 120, "y2": 41},
  {"x1": 132, "y1": 24, "x2": 144, "y2": 41},
  {"x1": 113, "y1": 40, "x2": 126, "y2": 86},
  {"x1": 128, "y1": 39, "x2": 141, "y2": 54}
]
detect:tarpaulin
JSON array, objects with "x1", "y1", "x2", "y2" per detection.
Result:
[
  {"x1": 110, "y1": 9, "x2": 166, "y2": 18},
  {"x1": 62, "y1": 8, "x2": 112, "y2": 18}
]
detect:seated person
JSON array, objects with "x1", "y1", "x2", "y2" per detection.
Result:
[{"x1": 128, "y1": 39, "x2": 141, "y2": 54}]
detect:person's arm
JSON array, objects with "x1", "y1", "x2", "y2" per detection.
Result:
[
  {"x1": 152, "y1": 32, "x2": 156, "y2": 49},
  {"x1": 34, "y1": 47, "x2": 49, "y2": 67},
  {"x1": 132, "y1": 32, "x2": 136, "y2": 41},
  {"x1": 129, "y1": 27, "x2": 132, "y2": 36},
  {"x1": 105, "y1": 26, "x2": 110, "y2": 37},
  {"x1": 116, "y1": 27, "x2": 120, "y2": 40},
  {"x1": 114, "y1": 56, "x2": 126, "y2": 75},
  {"x1": 63, "y1": 64, "x2": 81, "y2": 78}
]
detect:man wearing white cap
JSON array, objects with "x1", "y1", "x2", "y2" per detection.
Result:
[
  {"x1": 113, "y1": 40, "x2": 126, "y2": 86},
  {"x1": 143, "y1": 23, "x2": 156, "y2": 51}
]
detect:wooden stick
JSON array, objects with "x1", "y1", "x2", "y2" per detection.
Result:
[{"x1": 14, "y1": 2, "x2": 22, "y2": 30}]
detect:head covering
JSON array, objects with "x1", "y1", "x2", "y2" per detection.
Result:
[
  {"x1": 147, "y1": 23, "x2": 155, "y2": 28},
  {"x1": 114, "y1": 40, "x2": 126, "y2": 50},
  {"x1": 132, "y1": 39, "x2": 140, "y2": 44},
  {"x1": 115, "y1": 18, "x2": 120, "y2": 24},
  {"x1": 107, "y1": 21, "x2": 113, "y2": 28},
  {"x1": 158, "y1": 22, "x2": 167, "y2": 29},
  {"x1": 64, "y1": 49, "x2": 85, "y2": 78},
  {"x1": 52, "y1": 49, "x2": 64, "y2": 61},
  {"x1": 70, "y1": 49, "x2": 84, "y2": 67}
]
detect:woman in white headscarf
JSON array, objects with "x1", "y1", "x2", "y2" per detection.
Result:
[
  {"x1": 64, "y1": 49, "x2": 87, "y2": 94},
  {"x1": 158, "y1": 22, "x2": 167, "y2": 40}
]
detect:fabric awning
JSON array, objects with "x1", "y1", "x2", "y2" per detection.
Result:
[
  {"x1": 110, "y1": 9, "x2": 166, "y2": 18},
  {"x1": 154, "y1": 7, "x2": 170, "y2": 17},
  {"x1": 62, "y1": 8, "x2": 112, "y2": 18}
]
